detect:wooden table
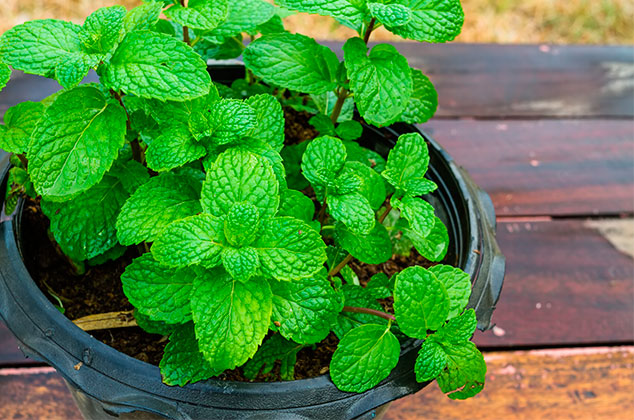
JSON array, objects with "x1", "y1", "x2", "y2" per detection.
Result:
[{"x1": 1, "y1": 43, "x2": 633, "y2": 419}]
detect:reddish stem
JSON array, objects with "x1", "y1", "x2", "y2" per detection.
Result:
[{"x1": 343, "y1": 306, "x2": 395, "y2": 322}]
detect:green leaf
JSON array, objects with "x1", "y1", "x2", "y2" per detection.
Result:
[
  {"x1": 329, "y1": 192, "x2": 375, "y2": 235},
  {"x1": 123, "y1": 1, "x2": 164, "y2": 34},
  {"x1": 343, "y1": 38, "x2": 413, "y2": 126},
  {"x1": 345, "y1": 161, "x2": 386, "y2": 210},
  {"x1": 400, "y1": 69, "x2": 438, "y2": 124},
  {"x1": 275, "y1": 0, "x2": 368, "y2": 29},
  {"x1": 245, "y1": 94, "x2": 285, "y2": 152},
  {"x1": 110, "y1": 157, "x2": 149, "y2": 195},
  {"x1": 312, "y1": 91, "x2": 354, "y2": 122},
  {"x1": 86, "y1": 243, "x2": 127, "y2": 266},
  {"x1": 223, "y1": 202, "x2": 261, "y2": 247},
  {"x1": 204, "y1": 0, "x2": 275, "y2": 42},
  {"x1": 394, "y1": 266, "x2": 449, "y2": 337},
  {"x1": 435, "y1": 309, "x2": 478, "y2": 345},
  {"x1": 277, "y1": 189, "x2": 315, "y2": 223},
  {"x1": 160, "y1": 323, "x2": 221, "y2": 386},
  {"x1": 164, "y1": 0, "x2": 229, "y2": 31},
  {"x1": 429, "y1": 265, "x2": 472, "y2": 320},
  {"x1": 54, "y1": 53, "x2": 91, "y2": 89},
  {"x1": 201, "y1": 99, "x2": 258, "y2": 145},
  {"x1": 368, "y1": 2, "x2": 412, "y2": 27},
  {"x1": 79, "y1": 6, "x2": 126, "y2": 54},
  {"x1": 415, "y1": 338, "x2": 447, "y2": 382},
  {"x1": 335, "y1": 222, "x2": 392, "y2": 264},
  {"x1": 382, "y1": 0, "x2": 464, "y2": 43},
  {"x1": 230, "y1": 138, "x2": 287, "y2": 189},
  {"x1": 152, "y1": 214, "x2": 226, "y2": 269},
  {"x1": 366, "y1": 273, "x2": 394, "y2": 299},
  {"x1": 281, "y1": 141, "x2": 310, "y2": 191},
  {"x1": 243, "y1": 334, "x2": 303, "y2": 381},
  {"x1": 270, "y1": 274, "x2": 342, "y2": 344},
  {"x1": 301, "y1": 135, "x2": 347, "y2": 188},
  {"x1": 0, "y1": 62, "x2": 10, "y2": 92},
  {"x1": 194, "y1": 35, "x2": 245, "y2": 61},
  {"x1": 244, "y1": 33, "x2": 339, "y2": 95},
  {"x1": 0, "y1": 101, "x2": 45, "y2": 154},
  {"x1": 0, "y1": 20, "x2": 83, "y2": 77},
  {"x1": 102, "y1": 31, "x2": 211, "y2": 101},
  {"x1": 437, "y1": 341, "x2": 486, "y2": 400},
  {"x1": 191, "y1": 269, "x2": 272, "y2": 371},
  {"x1": 221, "y1": 246, "x2": 261, "y2": 283},
  {"x1": 343, "y1": 141, "x2": 387, "y2": 172},
  {"x1": 394, "y1": 196, "x2": 435, "y2": 237},
  {"x1": 333, "y1": 284, "x2": 386, "y2": 339},
  {"x1": 134, "y1": 310, "x2": 176, "y2": 336},
  {"x1": 41, "y1": 173, "x2": 128, "y2": 261},
  {"x1": 382, "y1": 132, "x2": 433, "y2": 196},
  {"x1": 254, "y1": 217, "x2": 327, "y2": 281},
  {"x1": 330, "y1": 324, "x2": 400, "y2": 393},
  {"x1": 121, "y1": 253, "x2": 195, "y2": 324},
  {"x1": 145, "y1": 125, "x2": 207, "y2": 172},
  {"x1": 335, "y1": 120, "x2": 363, "y2": 141},
  {"x1": 28, "y1": 85, "x2": 126, "y2": 199},
  {"x1": 405, "y1": 216, "x2": 449, "y2": 262},
  {"x1": 116, "y1": 172, "x2": 202, "y2": 245},
  {"x1": 202, "y1": 148, "x2": 280, "y2": 219}
]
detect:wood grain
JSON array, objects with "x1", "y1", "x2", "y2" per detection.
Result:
[
  {"x1": 473, "y1": 219, "x2": 634, "y2": 348},
  {"x1": 385, "y1": 346, "x2": 634, "y2": 420},
  {"x1": 424, "y1": 119, "x2": 634, "y2": 217}
]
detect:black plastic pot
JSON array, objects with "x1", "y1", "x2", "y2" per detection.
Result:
[{"x1": 0, "y1": 65, "x2": 504, "y2": 420}]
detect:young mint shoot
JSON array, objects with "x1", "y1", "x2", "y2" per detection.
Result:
[{"x1": 0, "y1": 0, "x2": 486, "y2": 400}]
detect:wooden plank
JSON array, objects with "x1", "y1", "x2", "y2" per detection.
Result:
[
  {"x1": 424, "y1": 119, "x2": 634, "y2": 217},
  {"x1": 0, "y1": 367, "x2": 81, "y2": 419},
  {"x1": 473, "y1": 219, "x2": 634, "y2": 348},
  {"x1": 385, "y1": 346, "x2": 634, "y2": 420}
]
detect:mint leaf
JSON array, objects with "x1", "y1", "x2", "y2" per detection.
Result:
[
  {"x1": 243, "y1": 334, "x2": 303, "y2": 381},
  {"x1": 201, "y1": 148, "x2": 280, "y2": 219},
  {"x1": 221, "y1": 246, "x2": 260, "y2": 283},
  {"x1": 244, "y1": 33, "x2": 339, "y2": 95},
  {"x1": 329, "y1": 192, "x2": 375, "y2": 235},
  {"x1": 400, "y1": 69, "x2": 438, "y2": 124},
  {"x1": 145, "y1": 125, "x2": 207, "y2": 172},
  {"x1": 437, "y1": 341, "x2": 486, "y2": 400},
  {"x1": 366, "y1": 273, "x2": 394, "y2": 299},
  {"x1": 54, "y1": 53, "x2": 91, "y2": 89},
  {"x1": 277, "y1": 189, "x2": 315, "y2": 223},
  {"x1": 301, "y1": 135, "x2": 347, "y2": 188},
  {"x1": 204, "y1": 0, "x2": 275, "y2": 42},
  {"x1": 245, "y1": 94, "x2": 285, "y2": 152},
  {"x1": 343, "y1": 141, "x2": 386, "y2": 172},
  {"x1": 116, "y1": 172, "x2": 202, "y2": 245},
  {"x1": 333, "y1": 284, "x2": 386, "y2": 339},
  {"x1": 270, "y1": 274, "x2": 342, "y2": 344},
  {"x1": 335, "y1": 120, "x2": 363, "y2": 141},
  {"x1": 86, "y1": 243, "x2": 126, "y2": 266},
  {"x1": 102, "y1": 31, "x2": 211, "y2": 101},
  {"x1": 382, "y1": 0, "x2": 464, "y2": 43},
  {"x1": 0, "y1": 20, "x2": 82, "y2": 77},
  {"x1": 134, "y1": 310, "x2": 176, "y2": 336},
  {"x1": 429, "y1": 265, "x2": 471, "y2": 320},
  {"x1": 79, "y1": 6, "x2": 126, "y2": 54},
  {"x1": 41, "y1": 173, "x2": 128, "y2": 261},
  {"x1": 164, "y1": 0, "x2": 229, "y2": 31},
  {"x1": 123, "y1": 1, "x2": 164, "y2": 34},
  {"x1": 330, "y1": 324, "x2": 400, "y2": 393},
  {"x1": 309, "y1": 114, "x2": 336, "y2": 136},
  {"x1": 368, "y1": 2, "x2": 412, "y2": 27},
  {"x1": 254, "y1": 217, "x2": 327, "y2": 281},
  {"x1": 345, "y1": 161, "x2": 386, "y2": 210},
  {"x1": 110, "y1": 157, "x2": 149, "y2": 195},
  {"x1": 394, "y1": 196, "x2": 435, "y2": 238},
  {"x1": 335, "y1": 222, "x2": 392, "y2": 264},
  {"x1": 191, "y1": 269, "x2": 272, "y2": 371},
  {"x1": 121, "y1": 253, "x2": 194, "y2": 324},
  {"x1": 223, "y1": 202, "x2": 261, "y2": 247},
  {"x1": 194, "y1": 35, "x2": 245, "y2": 61},
  {"x1": 201, "y1": 99, "x2": 257, "y2": 145},
  {"x1": 160, "y1": 323, "x2": 221, "y2": 386},
  {"x1": 0, "y1": 62, "x2": 10, "y2": 92},
  {"x1": 405, "y1": 216, "x2": 449, "y2": 262},
  {"x1": 394, "y1": 266, "x2": 449, "y2": 337},
  {"x1": 0, "y1": 101, "x2": 45, "y2": 154},
  {"x1": 343, "y1": 38, "x2": 413, "y2": 126},
  {"x1": 281, "y1": 141, "x2": 310, "y2": 191},
  {"x1": 276, "y1": 0, "x2": 367, "y2": 29},
  {"x1": 415, "y1": 338, "x2": 447, "y2": 382},
  {"x1": 382, "y1": 132, "x2": 433, "y2": 196},
  {"x1": 28, "y1": 85, "x2": 126, "y2": 199},
  {"x1": 312, "y1": 91, "x2": 354, "y2": 122},
  {"x1": 230, "y1": 138, "x2": 288, "y2": 189},
  {"x1": 435, "y1": 309, "x2": 478, "y2": 344},
  {"x1": 152, "y1": 214, "x2": 226, "y2": 269}
]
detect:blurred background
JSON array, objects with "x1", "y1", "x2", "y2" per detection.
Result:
[{"x1": 0, "y1": 0, "x2": 632, "y2": 44}]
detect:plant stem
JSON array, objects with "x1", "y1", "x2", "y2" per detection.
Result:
[
  {"x1": 330, "y1": 87, "x2": 349, "y2": 124},
  {"x1": 378, "y1": 201, "x2": 393, "y2": 224},
  {"x1": 190, "y1": 35, "x2": 201, "y2": 48},
  {"x1": 183, "y1": 26, "x2": 190, "y2": 44},
  {"x1": 329, "y1": 253, "x2": 353, "y2": 277},
  {"x1": 15, "y1": 153, "x2": 28, "y2": 169},
  {"x1": 363, "y1": 18, "x2": 376, "y2": 44},
  {"x1": 112, "y1": 90, "x2": 142, "y2": 163},
  {"x1": 343, "y1": 305, "x2": 395, "y2": 322},
  {"x1": 317, "y1": 197, "x2": 328, "y2": 224}
]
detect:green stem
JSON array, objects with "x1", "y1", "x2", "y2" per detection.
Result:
[
  {"x1": 329, "y1": 253, "x2": 353, "y2": 277},
  {"x1": 343, "y1": 306, "x2": 395, "y2": 322},
  {"x1": 190, "y1": 35, "x2": 202, "y2": 48},
  {"x1": 330, "y1": 88, "x2": 349, "y2": 124}
]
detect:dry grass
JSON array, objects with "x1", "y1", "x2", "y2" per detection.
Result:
[{"x1": 0, "y1": 0, "x2": 632, "y2": 44}]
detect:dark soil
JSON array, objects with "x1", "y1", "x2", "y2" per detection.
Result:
[{"x1": 19, "y1": 107, "x2": 436, "y2": 383}]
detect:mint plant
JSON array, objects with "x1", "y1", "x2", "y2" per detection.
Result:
[{"x1": 0, "y1": 0, "x2": 486, "y2": 400}]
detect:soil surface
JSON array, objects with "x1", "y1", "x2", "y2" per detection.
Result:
[{"x1": 19, "y1": 107, "x2": 435, "y2": 382}]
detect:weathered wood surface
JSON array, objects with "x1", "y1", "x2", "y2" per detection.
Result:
[
  {"x1": 2, "y1": 45, "x2": 633, "y2": 119},
  {"x1": 424, "y1": 119, "x2": 634, "y2": 217},
  {"x1": 385, "y1": 346, "x2": 634, "y2": 420}
]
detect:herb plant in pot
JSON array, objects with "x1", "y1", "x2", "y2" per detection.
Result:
[{"x1": 0, "y1": 0, "x2": 505, "y2": 418}]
